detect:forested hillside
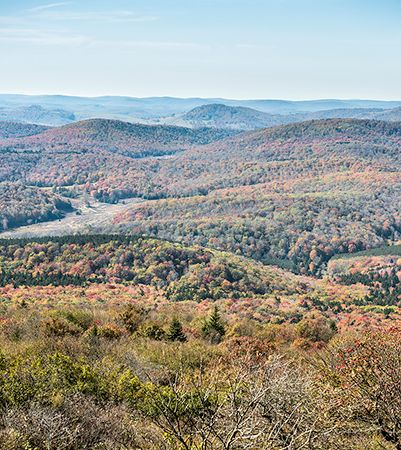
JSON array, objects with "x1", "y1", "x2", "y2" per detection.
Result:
[
  {"x1": 0, "y1": 183, "x2": 73, "y2": 231},
  {"x1": 0, "y1": 233, "x2": 399, "y2": 449},
  {"x1": 0, "y1": 104, "x2": 75, "y2": 126},
  {"x1": 1, "y1": 118, "x2": 400, "y2": 272},
  {"x1": 0, "y1": 235, "x2": 306, "y2": 300},
  {"x1": 110, "y1": 119, "x2": 401, "y2": 273},
  {"x1": 177, "y1": 103, "x2": 291, "y2": 130},
  {"x1": 0, "y1": 234, "x2": 386, "y2": 327},
  {"x1": 0, "y1": 118, "x2": 237, "y2": 158},
  {"x1": 0, "y1": 118, "x2": 237, "y2": 203},
  {"x1": 114, "y1": 172, "x2": 401, "y2": 275},
  {"x1": 0, "y1": 121, "x2": 49, "y2": 138},
  {"x1": 1, "y1": 117, "x2": 401, "y2": 449},
  {"x1": 327, "y1": 245, "x2": 401, "y2": 307}
]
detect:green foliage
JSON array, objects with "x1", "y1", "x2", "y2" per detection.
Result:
[
  {"x1": 202, "y1": 307, "x2": 226, "y2": 343},
  {"x1": 119, "y1": 304, "x2": 148, "y2": 333},
  {"x1": 0, "y1": 235, "x2": 304, "y2": 300},
  {"x1": 138, "y1": 322, "x2": 166, "y2": 341},
  {"x1": 0, "y1": 182, "x2": 72, "y2": 231},
  {"x1": 166, "y1": 317, "x2": 187, "y2": 342}
]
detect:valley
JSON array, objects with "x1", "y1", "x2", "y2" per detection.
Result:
[
  {"x1": 0, "y1": 0, "x2": 401, "y2": 450},
  {"x1": 0, "y1": 194, "x2": 143, "y2": 238},
  {"x1": 2, "y1": 0, "x2": 401, "y2": 446},
  {"x1": 1, "y1": 118, "x2": 400, "y2": 274},
  {"x1": 0, "y1": 106, "x2": 400, "y2": 450}
]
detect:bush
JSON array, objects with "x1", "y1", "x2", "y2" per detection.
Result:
[
  {"x1": 42, "y1": 317, "x2": 83, "y2": 337},
  {"x1": 138, "y1": 322, "x2": 166, "y2": 341}
]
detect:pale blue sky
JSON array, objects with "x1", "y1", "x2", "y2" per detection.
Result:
[{"x1": 1, "y1": 0, "x2": 401, "y2": 99}]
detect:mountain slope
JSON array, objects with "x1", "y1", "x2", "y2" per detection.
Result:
[
  {"x1": 177, "y1": 103, "x2": 291, "y2": 130},
  {"x1": 1, "y1": 118, "x2": 238, "y2": 158},
  {"x1": 2, "y1": 118, "x2": 400, "y2": 200},
  {"x1": 0, "y1": 234, "x2": 306, "y2": 300},
  {"x1": 0, "y1": 118, "x2": 239, "y2": 204},
  {"x1": 0, "y1": 121, "x2": 49, "y2": 138},
  {"x1": 0, "y1": 104, "x2": 75, "y2": 126},
  {"x1": 373, "y1": 106, "x2": 401, "y2": 121},
  {"x1": 109, "y1": 119, "x2": 401, "y2": 274},
  {"x1": 148, "y1": 119, "x2": 401, "y2": 197},
  {"x1": 2, "y1": 94, "x2": 401, "y2": 121},
  {"x1": 1, "y1": 118, "x2": 400, "y2": 275}
]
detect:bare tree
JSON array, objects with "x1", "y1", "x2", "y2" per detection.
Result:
[{"x1": 142, "y1": 355, "x2": 347, "y2": 449}]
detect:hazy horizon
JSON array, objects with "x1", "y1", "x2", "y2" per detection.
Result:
[
  {"x1": 1, "y1": 93, "x2": 401, "y2": 102},
  {"x1": 2, "y1": 0, "x2": 401, "y2": 99}
]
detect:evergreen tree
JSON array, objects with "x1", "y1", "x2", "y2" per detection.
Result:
[
  {"x1": 167, "y1": 317, "x2": 187, "y2": 342},
  {"x1": 202, "y1": 306, "x2": 226, "y2": 343}
]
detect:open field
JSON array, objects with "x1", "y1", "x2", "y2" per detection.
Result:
[{"x1": 0, "y1": 196, "x2": 143, "y2": 238}]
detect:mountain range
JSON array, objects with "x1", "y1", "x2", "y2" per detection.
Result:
[
  {"x1": 163, "y1": 103, "x2": 401, "y2": 130},
  {"x1": 2, "y1": 94, "x2": 401, "y2": 126}
]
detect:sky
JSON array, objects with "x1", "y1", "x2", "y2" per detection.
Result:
[{"x1": 0, "y1": 0, "x2": 401, "y2": 99}]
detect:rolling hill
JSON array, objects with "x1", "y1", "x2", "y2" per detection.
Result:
[
  {"x1": 1, "y1": 117, "x2": 400, "y2": 275},
  {"x1": 0, "y1": 234, "x2": 306, "y2": 299},
  {"x1": 175, "y1": 103, "x2": 292, "y2": 130},
  {"x1": 2, "y1": 94, "x2": 401, "y2": 124},
  {"x1": 0, "y1": 118, "x2": 238, "y2": 158},
  {"x1": 0, "y1": 121, "x2": 49, "y2": 138},
  {"x1": 163, "y1": 104, "x2": 401, "y2": 131},
  {"x1": 109, "y1": 119, "x2": 401, "y2": 274},
  {"x1": 0, "y1": 119, "x2": 239, "y2": 206},
  {"x1": 143, "y1": 119, "x2": 401, "y2": 197},
  {"x1": 0, "y1": 104, "x2": 76, "y2": 126}
]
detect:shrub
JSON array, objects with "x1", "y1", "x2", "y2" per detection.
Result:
[
  {"x1": 138, "y1": 322, "x2": 166, "y2": 341},
  {"x1": 42, "y1": 317, "x2": 83, "y2": 337}
]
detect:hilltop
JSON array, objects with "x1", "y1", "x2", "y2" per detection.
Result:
[
  {"x1": 163, "y1": 104, "x2": 401, "y2": 131},
  {"x1": 1, "y1": 118, "x2": 400, "y2": 274},
  {"x1": 1, "y1": 118, "x2": 238, "y2": 158},
  {"x1": 176, "y1": 103, "x2": 291, "y2": 130}
]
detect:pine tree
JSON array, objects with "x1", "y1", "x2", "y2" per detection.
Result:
[
  {"x1": 202, "y1": 306, "x2": 225, "y2": 343},
  {"x1": 167, "y1": 317, "x2": 187, "y2": 342}
]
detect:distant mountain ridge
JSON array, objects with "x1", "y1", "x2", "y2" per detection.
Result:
[
  {"x1": 165, "y1": 103, "x2": 401, "y2": 131},
  {"x1": 177, "y1": 104, "x2": 290, "y2": 130},
  {"x1": 1, "y1": 94, "x2": 401, "y2": 126},
  {"x1": 0, "y1": 104, "x2": 75, "y2": 126}
]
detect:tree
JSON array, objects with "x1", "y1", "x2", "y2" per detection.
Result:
[
  {"x1": 202, "y1": 306, "x2": 225, "y2": 344},
  {"x1": 118, "y1": 304, "x2": 148, "y2": 334},
  {"x1": 321, "y1": 328, "x2": 401, "y2": 449},
  {"x1": 167, "y1": 317, "x2": 187, "y2": 342},
  {"x1": 143, "y1": 355, "x2": 345, "y2": 450}
]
